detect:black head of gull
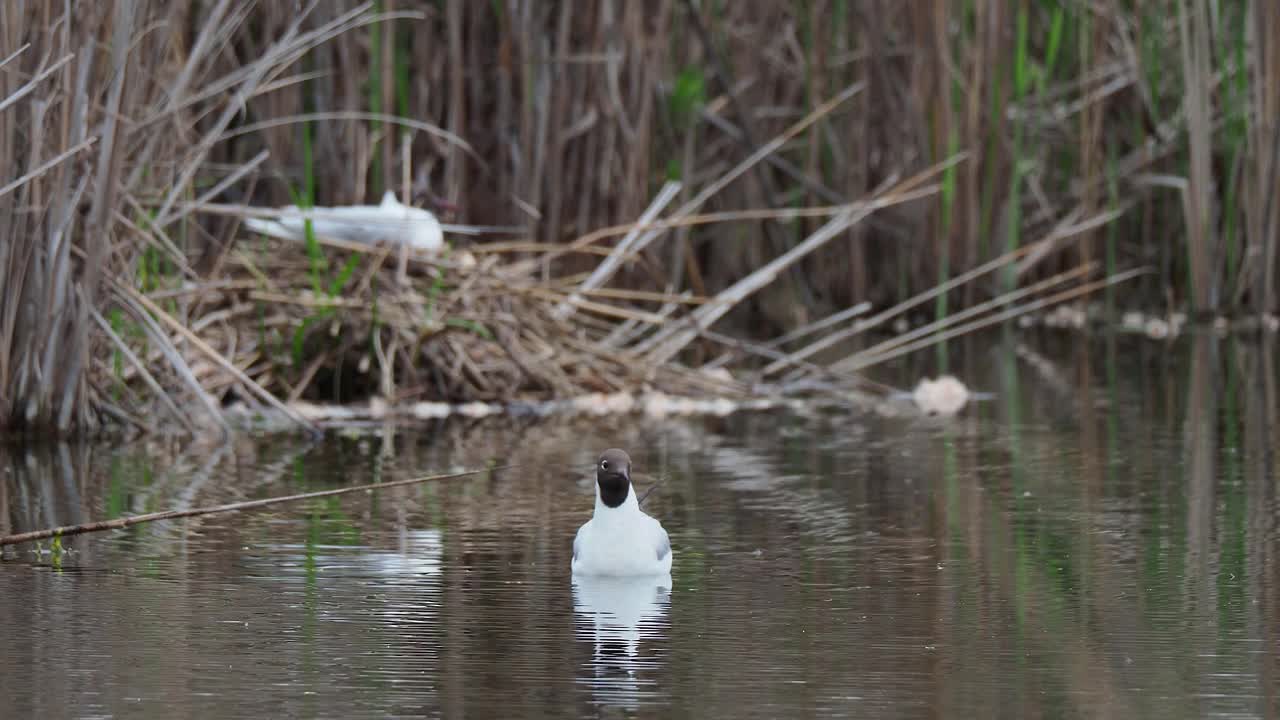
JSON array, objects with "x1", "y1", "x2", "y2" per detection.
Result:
[{"x1": 596, "y1": 448, "x2": 632, "y2": 508}]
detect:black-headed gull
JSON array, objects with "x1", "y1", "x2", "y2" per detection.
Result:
[{"x1": 572, "y1": 449, "x2": 673, "y2": 577}]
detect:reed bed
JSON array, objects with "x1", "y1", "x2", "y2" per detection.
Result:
[
  {"x1": 1, "y1": 1, "x2": 1272, "y2": 435},
  {"x1": 98, "y1": 181, "x2": 1138, "y2": 436}
]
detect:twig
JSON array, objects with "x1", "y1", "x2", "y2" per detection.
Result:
[
  {"x1": 524, "y1": 286, "x2": 670, "y2": 324},
  {"x1": 152, "y1": 2, "x2": 313, "y2": 223},
  {"x1": 641, "y1": 172, "x2": 949, "y2": 364},
  {"x1": 503, "y1": 201, "x2": 878, "y2": 263},
  {"x1": 693, "y1": 326, "x2": 899, "y2": 397},
  {"x1": 154, "y1": 149, "x2": 270, "y2": 228},
  {"x1": 702, "y1": 301, "x2": 871, "y2": 370},
  {"x1": 0, "y1": 137, "x2": 97, "y2": 199},
  {"x1": 119, "y1": 283, "x2": 320, "y2": 435},
  {"x1": 539, "y1": 82, "x2": 865, "y2": 288},
  {"x1": 90, "y1": 308, "x2": 196, "y2": 435},
  {"x1": 679, "y1": 0, "x2": 805, "y2": 296},
  {"x1": 0, "y1": 52, "x2": 73, "y2": 114},
  {"x1": 833, "y1": 268, "x2": 1151, "y2": 373},
  {"x1": 0, "y1": 465, "x2": 508, "y2": 547},
  {"x1": 114, "y1": 285, "x2": 230, "y2": 435},
  {"x1": 842, "y1": 263, "x2": 1098, "y2": 368},
  {"x1": 216, "y1": 111, "x2": 478, "y2": 162},
  {"x1": 759, "y1": 232, "x2": 1043, "y2": 377},
  {"x1": 553, "y1": 181, "x2": 682, "y2": 319}
]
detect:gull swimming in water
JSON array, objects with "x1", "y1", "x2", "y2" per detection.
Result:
[{"x1": 572, "y1": 449, "x2": 672, "y2": 577}]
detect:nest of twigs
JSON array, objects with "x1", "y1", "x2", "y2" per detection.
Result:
[
  {"x1": 172, "y1": 233, "x2": 746, "y2": 414},
  {"x1": 99, "y1": 157, "x2": 1134, "y2": 437}
]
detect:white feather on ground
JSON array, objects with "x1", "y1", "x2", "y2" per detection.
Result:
[{"x1": 244, "y1": 191, "x2": 444, "y2": 252}]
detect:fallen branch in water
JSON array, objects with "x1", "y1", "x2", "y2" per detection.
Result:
[{"x1": 0, "y1": 465, "x2": 506, "y2": 548}]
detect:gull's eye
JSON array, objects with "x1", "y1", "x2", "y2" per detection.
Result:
[{"x1": 600, "y1": 460, "x2": 609, "y2": 470}]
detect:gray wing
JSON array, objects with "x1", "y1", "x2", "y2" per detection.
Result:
[{"x1": 654, "y1": 525, "x2": 671, "y2": 561}]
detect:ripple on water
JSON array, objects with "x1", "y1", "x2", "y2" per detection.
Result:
[{"x1": 4, "y1": 338, "x2": 1280, "y2": 718}]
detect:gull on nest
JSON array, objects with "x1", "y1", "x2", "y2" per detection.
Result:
[{"x1": 244, "y1": 191, "x2": 444, "y2": 252}]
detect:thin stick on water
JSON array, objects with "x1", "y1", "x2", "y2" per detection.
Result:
[{"x1": 0, "y1": 465, "x2": 509, "y2": 547}]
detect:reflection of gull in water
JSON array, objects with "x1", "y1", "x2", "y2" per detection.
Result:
[
  {"x1": 572, "y1": 573, "x2": 672, "y2": 708},
  {"x1": 362, "y1": 529, "x2": 444, "y2": 582},
  {"x1": 361, "y1": 529, "x2": 444, "y2": 634},
  {"x1": 247, "y1": 529, "x2": 443, "y2": 597},
  {"x1": 242, "y1": 529, "x2": 444, "y2": 645}
]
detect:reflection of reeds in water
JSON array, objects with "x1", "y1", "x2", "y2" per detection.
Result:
[
  {"x1": 3, "y1": 2, "x2": 1275, "y2": 437},
  {"x1": 0, "y1": 437, "x2": 314, "y2": 556},
  {"x1": 1, "y1": 444, "x2": 92, "y2": 544},
  {"x1": 924, "y1": 333, "x2": 1280, "y2": 716}
]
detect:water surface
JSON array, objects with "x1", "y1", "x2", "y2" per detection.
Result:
[{"x1": 2, "y1": 331, "x2": 1278, "y2": 718}]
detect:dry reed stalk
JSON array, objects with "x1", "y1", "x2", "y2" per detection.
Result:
[
  {"x1": 112, "y1": 285, "x2": 231, "y2": 435},
  {"x1": 0, "y1": 138, "x2": 97, "y2": 199},
  {"x1": 831, "y1": 268, "x2": 1149, "y2": 374},
  {"x1": 641, "y1": 172, "x2": 948, "y2": 365},
  {"x1": 757, "y1": 240, "x2": 1044, "y2": 378},
  {"x1": 542, "y1": 81, "x2": 864, "y2": 298},
  {"x1": 89, "y1": 308, "x2": 195, "y2": 435},
  {"x1": 527, "y1": 202, "x2": 886, "y2": 271},
  {"x1": 1247, "y1": 2, "x2": 1280, "y2": 311},
  {"x1": 1176, "y1": 0, "x2": 1216, "y2": 311},
  {"x1": 842, "y1": 263, "x2": 1099, "y2": 371},
  {"x1": 553, "y1": 181, "x2": 682, "y2": 319}
]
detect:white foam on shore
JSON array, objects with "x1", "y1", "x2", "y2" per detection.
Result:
[{"x1": 223, "y1": 391, "x2": 817, "y2": 431}]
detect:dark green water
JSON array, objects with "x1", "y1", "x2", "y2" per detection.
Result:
[{"x1": 2, "y1": 331, "x2": 1277, "y2": 719}]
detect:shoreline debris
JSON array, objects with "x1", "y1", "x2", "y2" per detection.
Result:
[{"x1": 911, "y1": 376, "x2": 971, "y2": 417}]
